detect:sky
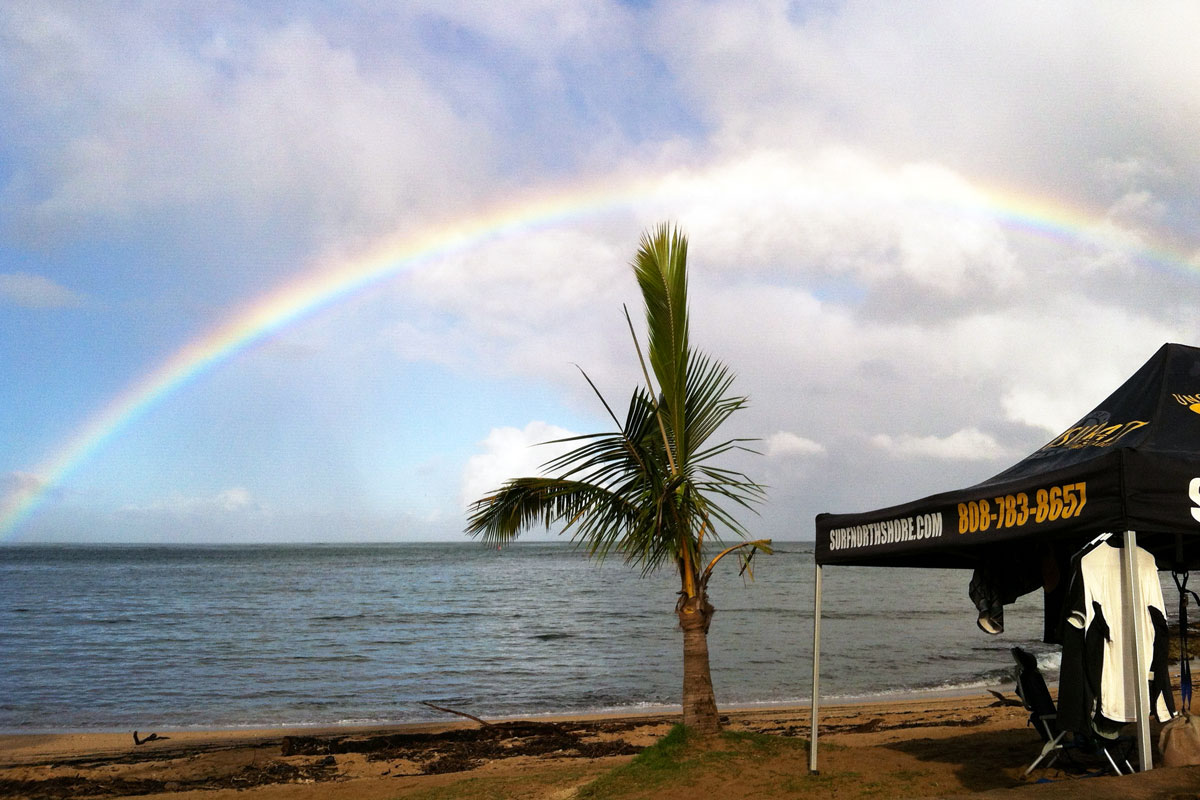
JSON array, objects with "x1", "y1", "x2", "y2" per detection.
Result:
[{"x1": 2, "y1": 1, "x2": 1200, "y2": 544}]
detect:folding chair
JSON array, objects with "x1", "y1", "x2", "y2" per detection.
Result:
[
  {"x1": 1011, "y1": 647, "x2": 1129, "y2": 776},
  {"x1": 1012, "y1": 647, "x2": 1070, "y2": 774}
]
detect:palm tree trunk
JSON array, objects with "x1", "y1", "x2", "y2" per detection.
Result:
[{"x1": 678, "y1": 594, "x2": 720, "y2": 734}]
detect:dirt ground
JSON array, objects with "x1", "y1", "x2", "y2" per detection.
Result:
[{"x1": 2, "y1": 693, "x2": 1199, "y2": 800}]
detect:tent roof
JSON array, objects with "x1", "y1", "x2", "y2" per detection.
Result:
[{"x1": 815, "y1": 343, "x2": 1200, "y2": 569}]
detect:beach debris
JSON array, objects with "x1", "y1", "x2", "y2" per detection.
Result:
[
  {"x1": 986, "y1": 689, "x2": 1024, "y2": 707},
  {"x1": 846, "y1": 717, "x2": 885, "y2": 733},
  {"x1": 281, "y1": 718, "x2": 642, "y2": 775},
  {"x1": 132, "y1": 731, "x2": 170, "y2": 745},
  {"x1": 820, "y1": 712, "x2": 991, "y2": 735},
  {"x1": 419, "y1": 701, "x2": 494, "y2": 727},
  {"x1": 0, "y1": 758, "x2": 337, "y2": 798}
]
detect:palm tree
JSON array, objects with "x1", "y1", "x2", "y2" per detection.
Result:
[{"x1": 465, "y1": 223, "x2": 769, "y2": 734}]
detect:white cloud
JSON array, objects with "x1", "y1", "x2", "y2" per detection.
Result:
[
  {"x1": 870, "y1": 428, "x2": 1011, "y2": 461},
  {"x1": 765, "y1": 431, "x2": 825, "y2": 458},
  {"x1": 989, "y1": 309, "x2": 1180, "y2": 433},
  {"x1": 652, "y1": 1, "x2": 1200, "y2": 230},
  {"x1": 642, "y1": 150, "x2": 1021, "y2": 296},
  {"x1": 215, "y1": 487, "x2": 252, "y2": 511},
  {"x1": 0, "y1": 273, "x2": 84, "y2": 308},
  {"x1": 121, "y1": 487, "x2": 257, "y2": 515},
  {"x1": 1, "y1": 471, "x2": 45, "y2": 522},
  {"x1": 460, "y1": 422, "x2": 578, "y2": 510},
  {"x1": 2, "y1": 470, "x2": 44, "y2": 493},
  {"x1": 3, "y1": 10, "x2": 495, "y2": 251},
  {"x1": 398, "y1": 225, "x2": 631, "y2": 369}
]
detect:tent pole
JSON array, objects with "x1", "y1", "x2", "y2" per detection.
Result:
[
  {"x1": 809, "y1": 560, "x2": 823, "y2": 775},
  {"x1": 1121, "y1": 530, "x2": 1153, "y2": 770}
]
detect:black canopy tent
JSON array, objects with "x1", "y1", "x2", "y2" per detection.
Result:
[{"x1": 808, "y1": 342, "x2": 1200, "y2": 773}]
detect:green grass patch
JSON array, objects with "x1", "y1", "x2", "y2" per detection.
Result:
[{"x1": 576, "y1": 725, "x2": 809, "y2": 800}]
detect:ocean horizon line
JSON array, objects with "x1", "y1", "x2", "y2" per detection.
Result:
[{"x1": 0, "y1": 538, "x2": 818, "y2": 548}]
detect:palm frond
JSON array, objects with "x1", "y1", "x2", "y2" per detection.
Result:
[
  {"x1": 465, "y1": 477, "x2": 635, "y2": 546},
  {"x1": 697, "y1": 539, "x2": 774, "y2": 594},
  {"x1": 688, "y1": 438, "x2": 761, "y2": 466},
  {"x1": 632, "y1": 224, "x2": 690, "y2": 462},
  {"x1": 681, "y1": 351, "x2": 747, "y2": 455}
]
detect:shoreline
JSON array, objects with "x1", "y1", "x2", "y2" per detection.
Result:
[
  {"x1": 4, "y1": 689, "x2": 1199, "y2": 800},
  {"x1": 0, "y1": 688, "x2": 1018, "y2": 766},
  {"x1": 0, "y1": 680, "x2": 1021, "y2": 739}
]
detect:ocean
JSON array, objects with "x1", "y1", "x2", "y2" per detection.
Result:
[{"x1": 0, "y1": 542, "x2": 1057, "y2": 733}]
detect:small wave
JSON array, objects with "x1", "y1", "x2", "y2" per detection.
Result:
[
  {"x1": 821, "y1": 678, "x2": 1004, "y2": 702},
  {"x1": 531, "y1": 632, "x2": 574, "y2": 641},
  {"x1": 1035, "y1": 651, "x2": 1062, "y2": 671}
]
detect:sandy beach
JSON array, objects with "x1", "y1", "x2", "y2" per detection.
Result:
[{"x1": 3, "y1": 691, "x2": 1200, "y2": 800}]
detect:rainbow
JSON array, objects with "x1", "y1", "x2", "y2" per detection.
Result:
[
  {"x1": 0, "y1": 174, "x2": 657, "y2": 539},
  {"x1": 2, "y1": 164, "x2": 1197, "y2": 540}
]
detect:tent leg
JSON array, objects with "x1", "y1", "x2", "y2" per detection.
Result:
[
  {"x1": 1121, "y1": 530, "x2": 1153, "y2": 770},
  {"x1": 809, "y1": 561, "x2": 822, "y2": 775}
]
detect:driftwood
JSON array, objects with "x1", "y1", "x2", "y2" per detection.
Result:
[
  {"x1": 132, "y1": 731, "x2": 170, "y2": 745},
  {"x1": 419, "y1": 702, "x2": 494, "y2": 727},
  {"x1": 987, "y1": 689, "x2": 1024, "y2": 707}
]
